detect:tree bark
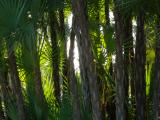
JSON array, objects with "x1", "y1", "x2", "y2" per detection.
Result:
[
  {"x1": 34, "y1": 50, "x2": 45, "y2": 104},
  {"x1": 0, "y1": 98, "x2": 4, "y2": 120},
  {"x1": 130, "y1": 39, "x2": 135, "y2": 105},
  {"x1": 122, "y1": 15, "x2": 133, "y2": 119},
  {"x1": 0, "y1": 72, "x2": 5, "y2": 120},
  {"x1": 0, "y1": 69, "x2": 9, "y2": 120},
  {"x1": 104, "y1": 1, "x2": 116, "y2": 119},
  {"x1": 71, "y1": 0, "x2": 101, "y2": 119},
  {"x1": 49, "y1": 12, "x2": 60, "y2": 103},
  {"x1": 74, "y1": 18, "x2": 92, "y2": 113},
  {"x1": 135, "y1": 11, "x2": 146, "y2": 120},
  {"x1": 0, "y1": 46, "x2": 7, "y2": 119},
  {"x1": 105, "y1": 0, "x2": 110, "y2": 27},
  {"x1": 72, "y1": 0, "x2": 91, "y2": 114},
  {"x1": 0, "y1": 46, "x2": 10, "y2": 119},
  {"x1": 7, "y1": 46, "x2": 26, "y2": 120},
  {"x1": 68, "y1": 22, "x2": 81, "y2": 120},
  {"x1": 153, "y1": 16, "x2": 160, "y2": 120},
  {"x1": 114, "y1": 1, "x2": 126, "y2": 119}
]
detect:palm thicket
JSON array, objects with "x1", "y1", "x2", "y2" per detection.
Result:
[{"x1": 0, "y1": 0, "x2": 160, "y2": 120}]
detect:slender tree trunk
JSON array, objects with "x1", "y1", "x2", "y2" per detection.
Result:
[
  {"x1": 68, "y1": 22, "x2": 81, "y2": 120},
  {"x1": 90, "y1": 1, "x2": 106, "y2": 118},
  {"x1": 49, "y1": 12, "x2": 60, "y2": 103},
  {"x1": 21, "y1": 36, "x2": 46, "y2": 119},
  {"x1": 32, "y1": 44, "x2": 47, "y2": 119},
  {"x1": 0, "y1": 45, "x2": 8, "y2": 120},
  {"x1": 72, "y1": 4, "x2": 91, "y2": 114},
  {"x1": 7, "y1": 45, "x2": 26, "y2": 120},
  {"x1": 0, "y1": 72, "x2": 5, "y2": 120},
  {"x1": 0, "y1": 56, "x2": 10, "y2": 120},
  {"x1": 135, "y1": 11, "x2": 146, "y2": 120},
  {"x1": 123, "y1": 17, "x2": 130, "y2": 102},
  {"x1": 114, "y1": 1, "x2": 126, "y2": 119},
  {"x1": 71, "y1": 0, "x2": 101, "y2": 119},
  {"x1": 104, "y1": 1, "x2": 116, "y2": 119},
  {"x1": 34, "y1": 50, "x2": 45, "y2": 104},
  {"x1": 0, "y1": 69, "x2": 9, "y2": 120},
  {"x1": 122, "y1": 15, "x2": 133, "y2": 119},
  {"x1": 0, "y1": 98, "x2": 4, "y2": 120},
  {"x1": 75, "y1": 20, "x2": 92, "y2": 113},
  {"x1": 124, "y1": 16, "x2": 135, "y2": 118},
  {"x1": 130, "y1": 38, "x2": 135, "y2": 104},
  {"x1": 105, "y1": 0, "x2": 110, "y2": 27},
  {"x1": 153, "y1": 16, "x2": 160, "y2": 120},
  {"x1": 59, "y1": 10, "x2": 65, "y2": 42},
  {"x1": 104, "y1": 0, "x2": 110, "y2": 49},
  {"x1": 0, "y1": 74, "x2": 5, "y2": 120}
]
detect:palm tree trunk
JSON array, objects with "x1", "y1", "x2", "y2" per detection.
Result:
[
  {"x1": 71, "y1": 0, "x2": 101, "y2": 119},
  {"x1": 75, "y1": 19, "x2": 91, "y2": 113},
  {"x1": 34, "y1": 50, "x2": 45, "y2": 104},
  {"x1": 122, "y1": 15, "x2": 133, "y2": 119},
  {"x1": 89, "y1": 2, "x2": 106, "y2": 118},
  {"x1": 33, "y1": 46, "x2": 47, "y2": 119},
  {"x1": 0, "y1": 98, "x2": 4, "y2": 120},
  {"x1": 0, "y1": 55, "x2": 10, "y2": 120},
  {"x1": 7, "y1": 46, "x2": 26, "y2": 120},
  {"x1": 130, "y1": 38, "x2": 135, "y2": 108},
  {"x1": 72, "y1": 4, "x2": 91, "y2": 114},
  {"x1": 153, "y1": 16, "x2": 160, "y2": 120},
  {"x1": 68, "y1": 23, "x2": 81, "y2": 120},
  {"x1": 104, "y1": 1, "x2": 116, "y2": 119},
  {"x1": 0, "y1": 43, "x2": 9, "y2": 119},
  {"x1": 0, "y1": 72, "x2": 5, "y2": 120},
  {"x1": 0, "y1": 69, "x2": 9, "y2": 120},
  {"x1": 49, "y1": 12, "x2": 60, "y2": 103},
  {"x1": 105, "y1": 0, "x2": 110, "y2": 27},
  {"x1": 135, "y1": 10, "x2": 146, "y2": 120},
  {"x1": 114, "y1": 1, "x2": 126, "y2": 119}
]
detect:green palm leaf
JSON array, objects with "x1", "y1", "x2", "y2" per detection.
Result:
[{"x1": 0, "y1": 0, "x2": 27, "y2": 38}]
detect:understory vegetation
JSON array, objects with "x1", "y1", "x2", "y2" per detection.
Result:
[{"x1": 0, "y1": 0, "x2": 160, "y2": 120}]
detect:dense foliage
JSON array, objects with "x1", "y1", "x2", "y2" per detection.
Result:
[{"x1": 0, "y1": 0, "x2": 160, "y2": 120}]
